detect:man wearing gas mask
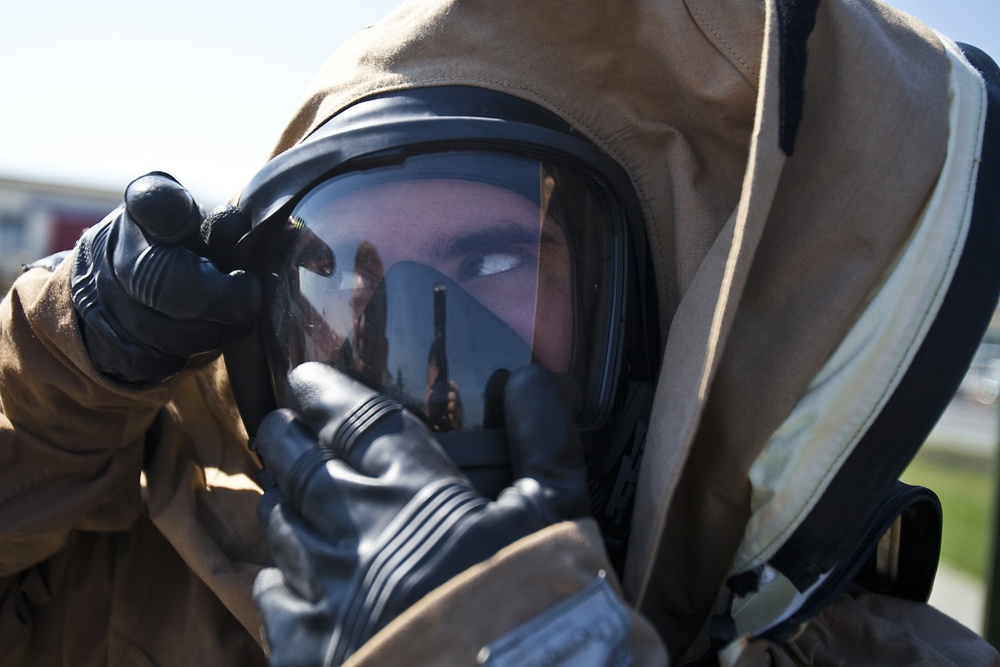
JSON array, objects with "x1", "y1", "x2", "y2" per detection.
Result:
[
  {"x1": 3, "y1": 1, "x2": 1000, "y2": 666},
  {"x1": 69, "y1": 86, "x2": 662, "y2": 664}
]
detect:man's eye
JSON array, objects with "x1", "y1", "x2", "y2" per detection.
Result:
[{"x1": 470, "y1": 253, "x2": 525, "y2": 278}]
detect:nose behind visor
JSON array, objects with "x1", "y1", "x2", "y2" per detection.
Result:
[{"x1": 272, "y1": 260, "x2": 534, "y2": 430}]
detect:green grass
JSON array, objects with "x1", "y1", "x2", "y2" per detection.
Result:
[{"x1": 901, "y1": 449, "x2": 997, "y2": 578}]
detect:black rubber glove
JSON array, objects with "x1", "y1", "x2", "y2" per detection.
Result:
[
  {"x1": 70, "y1": 172, "x2": 261, "y2": 384},
  {"x1": 252, "y1": 362, "x2": 590, "y2": 667}
]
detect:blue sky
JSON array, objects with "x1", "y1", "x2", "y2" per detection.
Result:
[{"x1": 2, "y1": 1, "x2": 997, "y2": 204}]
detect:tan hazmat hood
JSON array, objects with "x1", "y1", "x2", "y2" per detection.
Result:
[{"x1": 256, "y1": 0, "x2": 995, "y2": 658}]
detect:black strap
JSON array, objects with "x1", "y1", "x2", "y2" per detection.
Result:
[
  {"x1": 775, "y1": 0, "x2": 821, "y2": 155},
  {"x1": 854, "y1": 482, "x2": 943, "y2": 603}
]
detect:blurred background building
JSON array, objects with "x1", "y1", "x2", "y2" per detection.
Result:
[{"x1": 0, "y1": 177, "x2": 120, "y2": 293}]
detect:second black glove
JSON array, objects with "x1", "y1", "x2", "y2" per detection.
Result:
[{"x1": 252, "y1": 362, "x2": 590, "y2": 666}]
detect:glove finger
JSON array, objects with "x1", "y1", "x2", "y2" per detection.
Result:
[
  {"x1": 90, "y1": 273, "x2": 232, "y2": 360},
  {"x1": 260, "y1": 497, "x2": 358, "y2": 605},
  {"x1": 256, "y1": 406, "x2": 371, "y2": 534},
  {"x1": 112, "y1": 231, "x2": 261, "y2": 324},
  {"x1": 194, "y1": 204, "x2": 253, "y2": 272},
  {"x1": 253, "y1": 568, "x2": 342, "y2": 667},
  {"x1": 116, "y1": 174, "x2": 261, "y2": 323},
  {"x1": 503, "y1": 365, "x2": 590, "y2": 520},
  {"x1": 124, "y1": 172, "x2": 202, "y2": 244},
  {"x1": 257, "y1": 408, "x2": 330, "y2": 510},
  {"x1": 285, "y1": 362, "x2": 458, "y2": 481}
]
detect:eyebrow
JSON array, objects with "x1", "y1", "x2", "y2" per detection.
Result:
[{"x1": 421, "y1": 219, "x2": 564, "y2": 261}]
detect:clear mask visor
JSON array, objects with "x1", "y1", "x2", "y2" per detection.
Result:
[{"x1": 260, "y1": 150, "x2": 615, "y2": 433}]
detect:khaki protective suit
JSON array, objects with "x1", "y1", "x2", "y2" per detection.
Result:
[{"x1": 1, "y1": 0, "x2": 998, "y2": 664}]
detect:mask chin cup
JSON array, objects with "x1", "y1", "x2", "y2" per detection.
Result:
[{"x1": 436, "y1": 429, "x2": 512, "y2": 500}]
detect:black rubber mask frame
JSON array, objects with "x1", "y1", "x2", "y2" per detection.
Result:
[{"x1": 225, "y1": 86, "x2": 659, "y2": 568}]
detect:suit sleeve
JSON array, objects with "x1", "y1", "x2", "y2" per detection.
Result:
[
  {"x1": 0, "y1": 257, "x2": 170, "y2": 575},
  {"x1": 340, "y1": 519, "x2": 669, "y2": 667}
]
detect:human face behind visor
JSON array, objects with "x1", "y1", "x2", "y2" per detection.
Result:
[
  {"x1": 295, "y1": 175, "x2": 573, "y2": 374},
  {"x1": 260, "y1": 149, "x2": 617, "y2": 434}
]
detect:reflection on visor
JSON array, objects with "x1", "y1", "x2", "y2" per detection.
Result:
[{"x1": 263, "y1": 151, "x2": 613, "y2": 431}]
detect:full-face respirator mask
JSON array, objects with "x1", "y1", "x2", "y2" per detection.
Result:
[{"x1": 225, "y1": 87, "x2": 658, "y2": 567}]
